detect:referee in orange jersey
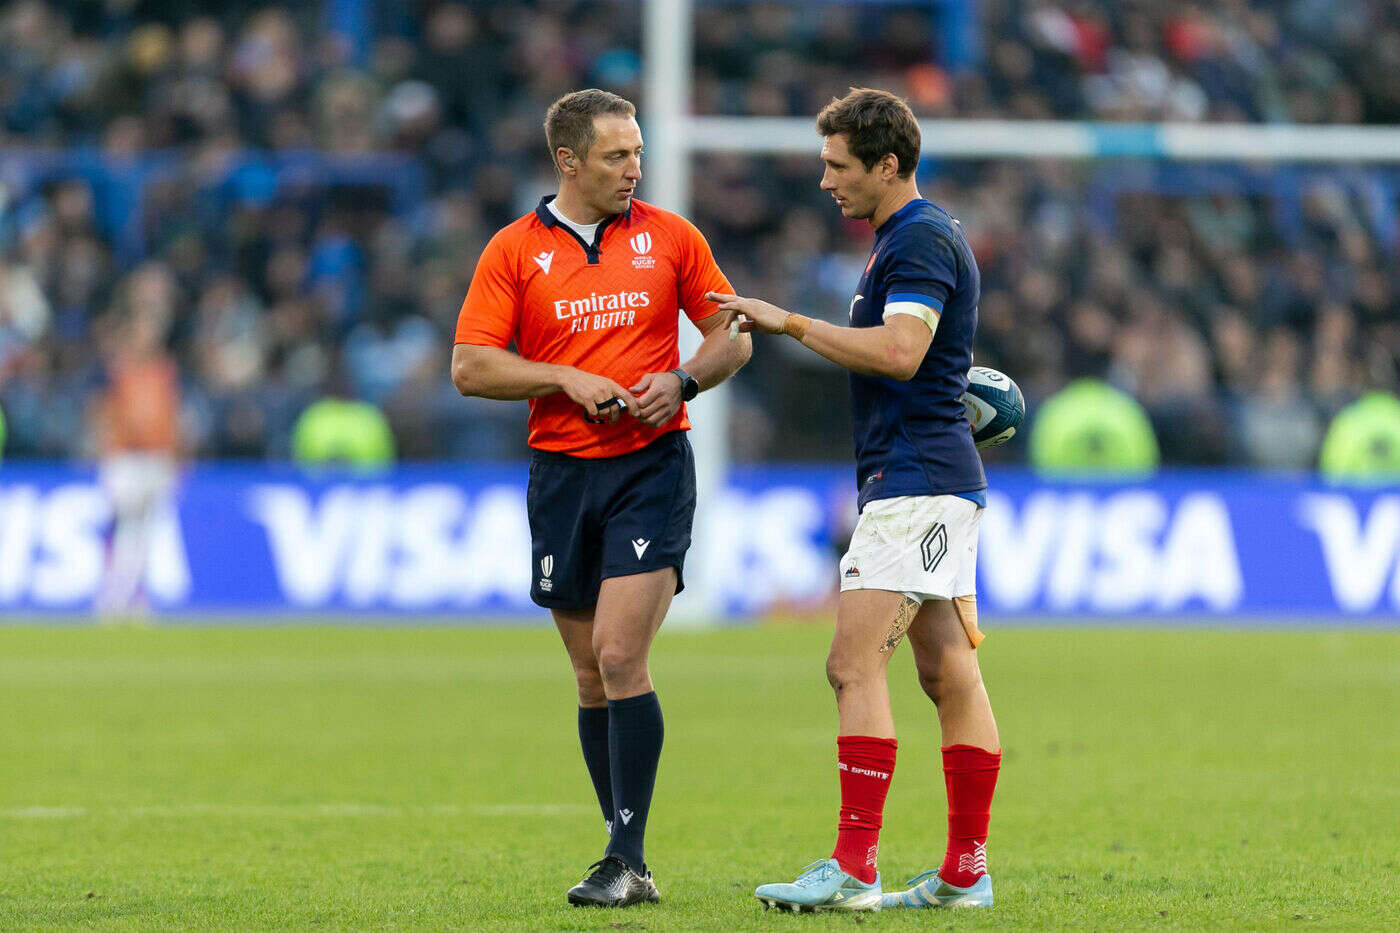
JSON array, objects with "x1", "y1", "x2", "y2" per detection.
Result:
[{"x1": 452, "y1": 89, "x2": 751, "y2": 908}]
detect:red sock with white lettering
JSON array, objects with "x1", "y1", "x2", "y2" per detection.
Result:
[
  {"x1": 940, "y1": 744, "x2": 1001, "y2": 888},
  {"x1": 831, "y1": 735, "x2": 897, "y2": 884}
]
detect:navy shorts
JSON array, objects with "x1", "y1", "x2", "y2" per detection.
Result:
[{"x1": 527, "y1": 431, "x2": 696, "y2": 610}]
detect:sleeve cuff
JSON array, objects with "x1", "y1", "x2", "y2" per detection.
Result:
[{"x1": 882, "y1": 299, "x2": 941, "y2": 333}]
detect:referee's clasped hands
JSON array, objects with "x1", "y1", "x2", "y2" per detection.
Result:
[
  {"x1": 558, "y1": 367, "x2": 684, "y2": 427},
  {"x1": 628, "y1": 371, "x2": 687, "y2": 427}
]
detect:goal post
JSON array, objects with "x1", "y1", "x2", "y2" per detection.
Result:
[
  {"x1": 645, "y1": 0, "x2": 726, "y2": 625},
  {"x1": 682, "y1": 117, "x2": 1400, "y2": 162}
]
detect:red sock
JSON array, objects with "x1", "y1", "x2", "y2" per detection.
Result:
[
  {"x1": 940, "y1": 744, "x2": 1001, "y2": 887},
  {"x1": 831, "y1": 736, "x2": 897, "y2": 884}
]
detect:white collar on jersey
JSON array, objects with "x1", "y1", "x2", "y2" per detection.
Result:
[{"x1": 546, "y1": 199, "x2": 601, "y2": 242}]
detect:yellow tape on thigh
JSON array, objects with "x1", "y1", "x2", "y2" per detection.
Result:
[{"x1": 953, "y1": 595, "x2": 984, "y2": 649}]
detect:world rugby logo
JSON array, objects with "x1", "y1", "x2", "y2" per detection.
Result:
[{"x1": 630, "y1": 231, "x2": 655, "y2": 269}]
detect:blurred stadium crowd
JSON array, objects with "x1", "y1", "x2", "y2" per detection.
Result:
[{"x1": 0, "y1": 0, "x2": 1396, "y2": 465}]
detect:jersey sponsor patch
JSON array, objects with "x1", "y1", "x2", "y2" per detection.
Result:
[{"x1": 552, "y1": 290, "x2": 651, "y2": 334}]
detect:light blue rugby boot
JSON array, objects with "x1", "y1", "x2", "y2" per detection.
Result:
[
  {"x1": 880, "y1": 869, "x2": 993, "y2": 908},
  {"x1": 754, "y1": 858, "x2": 882, "y2": 912}
]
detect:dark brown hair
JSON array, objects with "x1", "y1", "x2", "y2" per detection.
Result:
[
  {"x1": 544, "y1": 89, "x2": 636, "y2": 167},
  {"x1": 816, "y1": 88, "x2": 921, "y2": 179}
]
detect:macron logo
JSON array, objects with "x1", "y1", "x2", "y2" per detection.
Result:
[
  {"x1": 533, "y1": 251, "x2": 554, "y2": 274},
  {"x1": 632, "y1": 538, "x2": 650, "y2": 560},
  {"x1": 618, "y1": 808, "x2": 634, "y2": 825}
]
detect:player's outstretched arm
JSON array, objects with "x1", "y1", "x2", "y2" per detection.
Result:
[
  {"x1": 451, "y1": 343, "x2": 637, "y2": 423},
  {"x1": 705, "y1": 292, "x2": 931, "y2": 382}
]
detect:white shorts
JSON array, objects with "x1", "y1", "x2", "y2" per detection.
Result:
[
  {"x1": 99, "y1": 452, "x2": 177, "y2": 519},
  {"x1": 838, "y1": 494, "x2": 981, "y2": 602}
]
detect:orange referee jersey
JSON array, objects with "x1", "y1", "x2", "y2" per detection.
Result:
[
  {"x1": 455, "y1": 196, "x2": 732, "y2": 458},
  {"x1": 101, "y1": 351, "x2": 180, "y2": 455}
]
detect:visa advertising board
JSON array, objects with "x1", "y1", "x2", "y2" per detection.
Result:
[{"x1": 0, "y1": 464, "x2": 1396, "y2": 620}]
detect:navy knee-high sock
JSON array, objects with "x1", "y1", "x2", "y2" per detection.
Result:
[
  {"x1": 605, "y1": 692, "x2": 664, "y2": 872},
  {"x1": 577, "y1": 706, "x2": 613, "y2": 831}
]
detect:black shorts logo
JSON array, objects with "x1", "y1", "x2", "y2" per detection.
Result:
[{"x1": 921, "y1": 523, "x2": 948, "y2": 573}]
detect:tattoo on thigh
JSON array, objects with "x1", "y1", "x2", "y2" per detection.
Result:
[{"x1": 878, "y1": 596, "x2": 921, "y2": 654}]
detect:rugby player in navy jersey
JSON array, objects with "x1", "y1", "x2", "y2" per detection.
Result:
[{"x1": 707, "y1": 88, "x2": 1000, "y2": 912}]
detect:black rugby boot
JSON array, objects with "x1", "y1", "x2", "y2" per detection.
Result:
[{"x1": 566, "y1": 855, "x2": 660, "y2": 907}]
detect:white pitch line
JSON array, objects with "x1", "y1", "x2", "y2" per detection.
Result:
[
  {"x1": 0, "y1": 803, "x2": 589, "y2": 820},
  {"x1": 470, "y1": 804, "x2": 590, "y2": 816},
  {"x1": 0, "y1": 806, "x2": 88, "y2": 819}
]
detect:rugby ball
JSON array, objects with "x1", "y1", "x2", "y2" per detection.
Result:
[{"x1": 961, "y1": 366, "x2": 1024, "y2": 449}]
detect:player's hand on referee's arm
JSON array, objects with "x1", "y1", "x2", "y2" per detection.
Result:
[
  {"x1": 557, "y1": 368, "x2": 637, "y2": 424},
  {"x1": 628, "y1": 372, "x2": 685, "y2": 427},
  {"x1": 706, "y1": 292, "x2": 790, "y2": 335}
]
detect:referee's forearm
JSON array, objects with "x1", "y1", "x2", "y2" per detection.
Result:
[
  {"x1": 682, "y1": 324, "x2": 752, "y2": 392},
  {"x1": 451, "y1": 344, "x2": 566, "y2": 400}
]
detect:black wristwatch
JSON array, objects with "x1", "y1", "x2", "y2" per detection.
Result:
[{"x1": 671, "y1": 367, "x2": 700, "y2": 402}]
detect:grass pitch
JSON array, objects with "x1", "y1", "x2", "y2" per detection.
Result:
[{"x1": 1, "y1": 623, "x2": 1397, "y2": 931}]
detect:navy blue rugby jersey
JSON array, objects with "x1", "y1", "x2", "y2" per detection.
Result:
[{"x1": 849, "y1": 198, "x2": 986, "y2": 512}]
